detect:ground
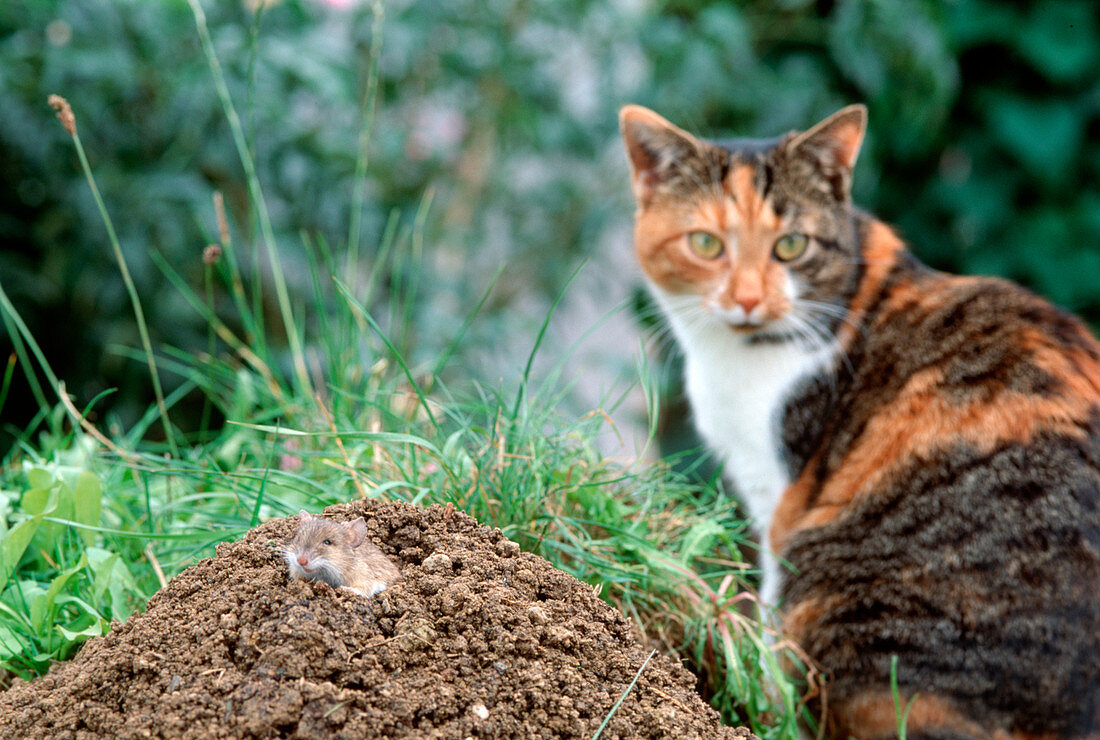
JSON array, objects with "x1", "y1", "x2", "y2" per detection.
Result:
[{"x1": 0, "y1": 498, "x2": 752, "y2": 739}]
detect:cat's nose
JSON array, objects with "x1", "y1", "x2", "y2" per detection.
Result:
[
  {"x1": 730, "y1": 274, "x2": 764, "y2": 314},
  {"x1": 735, "y1": 295, "x2": 761, "y2": 314}
]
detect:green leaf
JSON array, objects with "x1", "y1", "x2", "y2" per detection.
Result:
[
  {"x1": 29, "y1": 553, "x2": 87, "y2": 636},
  {"x1": 25, "y1": 469, "x2": 53, "y2": 492},
  {"x1": 986, "y1": 97, "x2": 1083, "y2": 180},
  {"x1": 1015, "y1": 0, "x2": 1099, "y2": 83},
  {"x1": 0, "y1": 621, "x2": 29, "y2": 660},
  {"x1": 72, "y1": 472, "x2": 103, "y2": 547},
  {"x1": 0, "y1": 517, "x2": 42, "y2": 589},
  {"x1": 680, "y1": 519, "x2": 725, "y2": 562},
  {"x1": 57, "y1": 620, "x2": 104, "y2": 643},
  {"x1": 21, "y1": 483, "x2": 55, "y2": 518},
  {"x1": 86, "y1": 548, "x2": 142, "y2": 619}
]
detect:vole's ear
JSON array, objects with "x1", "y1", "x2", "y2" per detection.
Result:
[
  {"x1": 620, "y1": 104, "x2": 708, "y2": 205},
  {"x1": 299, "y1": 510, "x2": 312, "y2": 521},
  {"x1": 345, "y1": 517, "x2": 368, "y2": 548}
]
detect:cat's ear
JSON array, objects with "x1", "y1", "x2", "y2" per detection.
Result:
[
  {"x1": 786, "y1": 104, "x2": 867, "y2": 201},
  {"x1": 620, "y1": 105, "x2": 707, "y2": 205}
]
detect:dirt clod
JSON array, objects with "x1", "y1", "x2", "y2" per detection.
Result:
[{"x1": 0, "y1": 499, "x2": 751, "y2": 739}]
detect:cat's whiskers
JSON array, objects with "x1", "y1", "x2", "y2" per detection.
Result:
[
  {"x1": 798, "y1": 298, "x2": 866, "y2": 338},
  {"x1": 782, "y1": 312, "x2": 830, "y2": 354},
  {"x1": 642, "y1": 295, "x2": 713, "y2": 345},
  {"x1": 782, "y1": 310, "x2": 849, "y2": 392},
  {"x1": 796, "y1": 301, "x2": 861, "y2": 380},
  {"x1": 642, "y1": 315, "x2": 684, "y2": 346}
]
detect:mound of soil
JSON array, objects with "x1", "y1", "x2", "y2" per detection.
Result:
[{"x1": 0, "y1": 499, "x2": 749, "y2": 739}]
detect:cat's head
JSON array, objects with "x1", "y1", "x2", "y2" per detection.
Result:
[{"x1": 620, "y1": 104, "x2": 867, "y2": 344}]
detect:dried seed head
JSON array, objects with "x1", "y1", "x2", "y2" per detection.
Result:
[
  {"x1": 47, "y1": 94, "x2": 76, "y2": 136},
  {"x1": 203, "y1": 244, "x2": 222, "y2": 266}
]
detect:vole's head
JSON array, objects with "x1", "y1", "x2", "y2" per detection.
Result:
[{"x1": 283, "y1": 511, "x2": 368, "y2": 588}]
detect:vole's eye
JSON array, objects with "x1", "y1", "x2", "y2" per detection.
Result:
[
  {"x1": 687, "y1": 231, "x2": 723, "y2": 259},
  {"x1": 322, "y1": 539, "x2": 332, "y2": 546},
  {"x1": 773, "y1": 233, "x2": 809, "y2": 262}
]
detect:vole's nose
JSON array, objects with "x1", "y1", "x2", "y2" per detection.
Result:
[{"x1": 297, "y1": 554, "x2": 309, "y2": 567}]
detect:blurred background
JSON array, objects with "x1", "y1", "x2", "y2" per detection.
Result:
[{"x1": 2, "y1": 0, "x2": 1099, "y2": 457}]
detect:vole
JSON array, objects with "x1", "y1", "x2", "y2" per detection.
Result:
[{"x1": 283, "y1": 511, "x2": 402, "y2": 597}]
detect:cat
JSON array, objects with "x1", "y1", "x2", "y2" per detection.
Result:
[{"x1": 620, "y1": 103, "x2": 1100, "y2": 739}]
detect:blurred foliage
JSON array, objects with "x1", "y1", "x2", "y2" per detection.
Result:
[{"x1": 1, "y1": 0, "x2": 1100, "y2": 451}]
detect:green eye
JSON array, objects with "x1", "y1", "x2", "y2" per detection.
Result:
[
  {"x1": 773, "y1": 233, "x2": 809, "y2": 262},
  {"x1": 687, "y1": 231, "x2": 723, "y2": 259}
]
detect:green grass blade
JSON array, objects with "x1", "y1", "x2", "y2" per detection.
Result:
[
  {"x1": 333, "y1": 279, "x2": 439, "y2": 430},
  {"x1": 590, "y1": 649, "x2": 656, "y2": 740},
  {"x1": 61, "y1": 126, "x2": 178, "y2": 456},
  {"x1": 347, "y1": 0, "x2": 385, "y2": 274},
  {"x1": 185, "y1": 0, "x2": 312, "y2": 400},
  {"x1": 511, "y1": 260, "x2": 586, "y2": 421},
  {"x1": 0, "y1": 279, "x2": 60, "y2": 407}
]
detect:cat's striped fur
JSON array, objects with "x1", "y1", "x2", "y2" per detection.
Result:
[{"x1": 621, "y1": 104, "x2": 1100, "y2": 739}]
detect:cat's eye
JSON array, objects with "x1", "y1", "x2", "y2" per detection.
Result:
[
  {"x1": 687, "y1": 231, "x2": 723, "y2": 259},
  {"x1": 773, "y1": 233, "x2": 809, "y2": 262}
]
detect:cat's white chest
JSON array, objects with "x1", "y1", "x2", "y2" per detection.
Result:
[
  {"x1": 661, "y1": 297, "x2": 830, "y2": 606},
  {"x1": 683, "y1": 338, "x2": 818, "y2": 528}
]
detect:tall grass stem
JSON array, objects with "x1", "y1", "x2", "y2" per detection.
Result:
[
  {"x1": 0, "y1": 301, "x2": 50, "y2": 412},
  {"x1": 511, "y1": 260, "x2": 586, "y2": 421},
  {"x1": 347, "y1": 0, "x2": 385, "y2": 277},
  {"x1": 60, "y1": 126, "x2": 179, "y2": 456},
  {"x1": 186, "y1": 0, "x2": 313, "y2": 400}
]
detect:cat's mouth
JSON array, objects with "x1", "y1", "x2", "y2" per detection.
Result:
[
  {"x1": 715, "y1": 312, "x2": 774, "y2": 335},
  {"x1": 712, "y1": 308, "x2": 806, "y2": 344},
  {"x1": 710, "y1": 304, "x2": 769, "y2": 331},
  {"x1": 727, "y1": 318, "x2": 766, "y2": 332}
]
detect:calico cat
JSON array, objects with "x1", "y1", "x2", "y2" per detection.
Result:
[{"x1": 620, "y1": 104, "x2": 1100, "y2": 739}]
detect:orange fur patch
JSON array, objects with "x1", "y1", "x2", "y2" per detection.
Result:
[
  {"x1": 782, "y1": 594, "x2": 843, "y2": 645},
  {"x1": 771, "y1": 244, "x2": 1100, "y2": 555},
  {"x1": 835, "y1": 692, "x2": 1072, "y2": 740},
  {"x1": 772, "y1": 364, "x2": 1093, "y2": 554},
  {"x1": 835, "y1": 220, "x2": 906, "y2": 349},
  {"x1": 833, "y1": 691, "x2": 990, "y2": 739},
  {"x1": 634, "y1": 202, "x2": 721, "y2": 293}
]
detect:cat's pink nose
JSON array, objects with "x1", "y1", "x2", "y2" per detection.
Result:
[
  {"x1": 297, "y1": 554, "x2": 309, "y2": 567},
  {"x1": 736, "y1": 295, "x2": 761, "y2": 313}
]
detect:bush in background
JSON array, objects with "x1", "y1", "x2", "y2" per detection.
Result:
[{"x1": 2, "y1": 0, "x2": 1098, "y2": 451}]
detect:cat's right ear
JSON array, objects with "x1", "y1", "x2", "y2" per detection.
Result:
[{"x1": 619, "y1": 105, "x2": 704, "y2": 205}]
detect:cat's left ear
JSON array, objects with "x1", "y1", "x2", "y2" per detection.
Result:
[{"x1": 786, "y1": 104, "x2": 867, "y2": 201}]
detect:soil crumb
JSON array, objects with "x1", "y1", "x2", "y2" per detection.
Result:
[{"x1": 0, "y1": 498, "x2": 751, "y2": 739}]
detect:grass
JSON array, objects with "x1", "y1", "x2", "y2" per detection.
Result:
[
  {"x1": 591, "y1": 648, "x2": 657, "y2": 740},
  {"x1": 0, "y1": 4, "x2": 817, "y2": 737}
]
